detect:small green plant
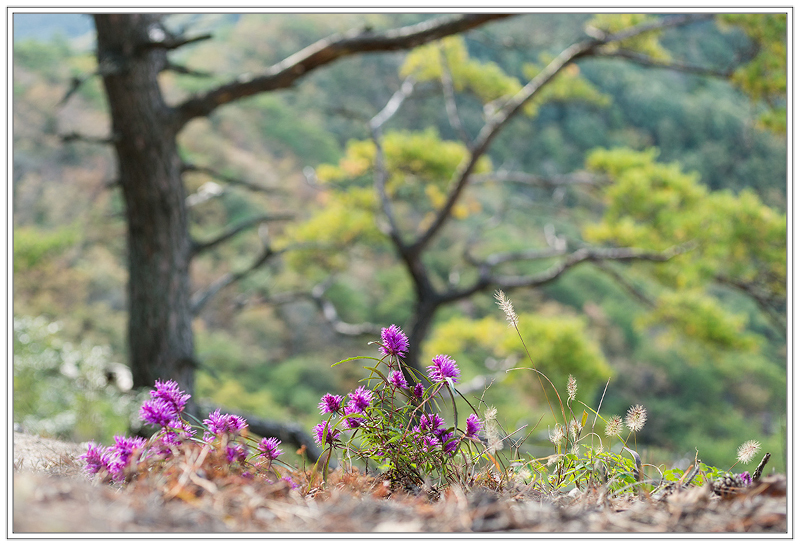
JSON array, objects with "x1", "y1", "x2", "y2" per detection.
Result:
[{"x1": 309, "y1": 324, "x2": 487, "y2": 493}]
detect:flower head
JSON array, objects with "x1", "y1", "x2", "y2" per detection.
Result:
[
  {"x1": 740, "y1": 471, "x2": 752, "y2": 486},
  {"x1": 318, "y1": 393, "x2": 344, "y2": 415},
  {"x1": 150, "y1": 379, "x2": 190, "y2": 416},
  {"x1": 427, "y1": 354, "x2": 460, "y2": 383},
  {"x1": 413, "y1": 383, "x2": 425, "y2": 399},
  {"x1": 494, "y1": 290, "x2": 518, "y2": 327},
  {"x1": 549, "y1": 424, "x2": 565, "y2": 445},
  {"x1": 161, "y1": 419, "x2": 195, "y2": 446},
  {"x1": 737, "y1": 440, "x2": 761, "y2": 465},
  {"x1": 204, "y1": 409, "x2": 248, "y2": 437},
  {"x1": 605, "y1": 415, "x2": 623, "y2": 437},
  {"x1": 258, "y1": 437, "x2": 283, "y2": 461},
  {"x1": 388, "y1": 370, "x2": 408, "y2": 390},
  {"x1": 139, "y1": 397, "x2": 178, "y2": 428},
  {"x1": 226, "y1": 443, "x2": 248, "y2": 464},
  {"x1": 440, "y1": 432, "x2": 459, "y2": 455},
  {"x1": 465, "y1": 414, "x2": 482, "y2": 440},
  {"x1": 567, "y1": 375, "x2": 577, "y2": 402},
  {"x1": 420, "y1": 413, "x2": 446, "y2": 435},
  {"x1": 625, "y1": 404, "x2": 647, "y2": 432},
  {"x1": 568, "y1": 418, "x2": 582, "y2": 441},
  {"x1": 313, "y1": 420, "x2": 341, "y2": 446},
  {"x1": 79, "y1": 441, "x2": 108, "y2": 476},
  {"x1": 348, "y1": 386, "x2": 373, "y2": 412},
  {"x1": 343, "y1": 404, "x2": 366, "y2": 429},
  {"x1": 380, "y1": 325, "x2": 409, "y2": 358}
]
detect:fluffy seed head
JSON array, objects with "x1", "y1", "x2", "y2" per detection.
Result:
[
  {"x1": 549, "y1": 424, "x2": 565, "y2": 445},
  {"x1": 605, "y1": 415, "x2": 623, "y2": 437},
  {"x1": 625, "y1": 404, "x2": 647, "y2": 432},
  {"x1": 494, "y1": 290, "x2": 518, "y2": 327},
  {"x1": 737, "y1": 440, "x2": 761, "y2": 464},
  {"x1": 568, "y1": 418, "x2": 582, "y2": 441},
  {"x1": 567, "y1": 375, "x2": 577, "y2": 402}
]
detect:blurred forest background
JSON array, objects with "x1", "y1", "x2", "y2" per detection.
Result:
[{"x1": 13, "y1": 13, "x2": 787, "y2": 473}]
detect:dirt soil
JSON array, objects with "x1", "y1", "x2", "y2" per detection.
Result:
[{"x1": 12, "y1": 432, "x2": 788, "y2": 534}]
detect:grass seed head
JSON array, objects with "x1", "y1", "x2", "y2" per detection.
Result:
[
  {"x1": 737, "y1": 440, "x2": 761, "y2": 464},
  {"x1": 625, "y1": 404, "x2": 647, "y2": 432}
]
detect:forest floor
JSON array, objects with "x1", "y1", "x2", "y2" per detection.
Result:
[{"x1": 11, "y1": 432, "x2": 788, "y2": 535}]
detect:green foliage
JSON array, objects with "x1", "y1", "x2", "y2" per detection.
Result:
[
  {"x1": 14, "y1": 225, "x2": 79, "y2": 272},
  {"x1": 587, "y1": 14, "x2": 671, "y2": 60},
  {"x1": 719, "y1": 14, "x2": 787, "y2": 133},
  {"x1": 13, "y1": 315, "x2": 138, "y2": 444}
]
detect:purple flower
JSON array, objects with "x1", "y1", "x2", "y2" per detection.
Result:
[
  {"x1": 139, "y1": 397, "x2": 178, "y2": 428},
  {"x1": 258, "y1": 437, "x2": 283, "y2": 460},
  {"x1": 440, "y1": 432, "x2": 459, "y2": 455},
  {"x1": 102, "y1": 435, "x2": 146, "y2": 481},
  {"x1": 465, "y1": 414, "x2": 482, "y2": 440},
  {"x1": 348, "y1": 386, "x2": 373, "y2": 412},
  {"x1": 380, "y1": 325, "x2": 409, "y2": 358},
  {"x1": 79, "y1": 441, "x2": 107, "y2": 476},
  {"x1": 161, "y1": 419, "x2": 195, "y2": 446},
  {"x1": 203, "y1": 409, "x2": 248, "y2": 437},
  {"x1": 420, "y1": 413, "x2": 446, "y2": 435},
  {"x1": 741, "y1": 471, "x2": 752, "y2": 486},
  {"x1": 151, "y1": 379, "x2": 190, "y2": 416},
  {"x1": 427, "y1": 354, "x2": 460, "y2": 383},
  {"x1": 313, "y1": 420, "x2": 341, "y2": 446},
  {"x1": 343, "y1": 403, "x2": 366, "y2": 429},
  {"x1": 318, "y1": 393, "x2": 344, "y2": 415},
  {"x1": 413, "y1": 383, "x2": 425, "y2": 399},
  {"x1": 388, "y1": 370, "x2": 408, "y2": 389},
  {"x1": 226, "y1": 443, "x2": 248, "y2": 464},
  {"x1": 282, "y1": 477, "x2": 299, "y2": 490},
  {"x1": 421, "y1": 435, "x2": 440, "y2": 452}
]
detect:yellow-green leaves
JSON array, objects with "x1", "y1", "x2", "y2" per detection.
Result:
[
  {"x1": 584, "y1": 146, "x2": 785, "y2": 350},
  {"x1": 719, "y1": 14, "x2": 787, "y2": 134},
  {"x1": 400, "y1": 36, "x2": 520, "y2": 104},
  {"x1": 587, "y1": 14, "x2": 671, "y2": 61}
]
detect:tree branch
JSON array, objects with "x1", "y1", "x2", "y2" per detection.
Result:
[
  {"x1": 60, "y1": 132, "x2": 116, "y2": 145},
  {"x1": 409, "y1": 13, "x2": 714, "y2": 256},
  {"x1": 191, "y1": 244, "x2": 283, "y2": 315},
  {"x1": 370, "y1": 77, "x2": 416, "y2": 250},
  {"x1": 595, "y1": 49, "x2": 734, "y2": 78},
  {"x1": 592, "y1": 261, "x2": 656, "y2": 309},
  {"x1": 191, "y1": 213, "x2": 294, "y2": 257},
  {"x1": 182, "y1": 162, "x2": 283, "y2": 195},
  {"x1": 163, "y1": 61, "x2": 212, "y2": 78},
  {"x1": 715, "y1": 274, "x2": 787, "y2": 334},
  {"x1": 310, "y1": 279, "x2": 383, "y2": 336},
  {"x1": 469, "y1": 170, "x2": 605, "y2": 187},
  {"x1": 174, "y1": 14, "x2": 513, "y2": 128},
  {"x1": 438, "y1": 43, "x2": 472, "y2": 146}
]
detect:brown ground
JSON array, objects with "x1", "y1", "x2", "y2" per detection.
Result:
[{"x1": 12, "y1": 432, "x2": 788, "y2": 534}]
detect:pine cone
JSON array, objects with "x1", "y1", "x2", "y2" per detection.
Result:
[{"x1": 711, "y1": 473, "x2": 746, "y2": 498}]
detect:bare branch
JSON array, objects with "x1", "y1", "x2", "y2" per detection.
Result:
[
  {"x1": 60, "y1": 132, "x2": 116, "y2": 145},
  {"x1": 174, "y1": 14, "x2": 514, "y2": 128},
  {"x1": 596, "y1": 49, "x2": 734, "y2": 78},
  {"x1": 182, "y1": 162, "x2": 283, "y2": 195},
  {"x1": 491, "y1": 244, "x2": 692, "y2": 291},
  {"x1": 409, "y1": 13, "x2": 714, "y2": 255},
  {"x1": 715, "y1": 274, "x2": 786, "y2": 334},
  {"x1": 310, "y1": 279, "x2": 383, "y2": 336},
  {"x1": 138, "y1": 32, "x2": 213, "y2": 53},
  {"x1": 592, "y1": 261, "x2": 656, "y2": 308},
  {"x1": 163, "y1": 61, "x2": 212, "y2": 78},
  {"x1": 191, "y1": 213, "x2": 294, "y2": 257},
  {"x1": 470, "y1": 170, "x2": 605, "y2": 187},
  {"x1": 370, "y1": 78, "x2": 416, "y2": 249},
  {"x1": 191, "y1": 244, "x2": 291, "y2": 314},
  {"x1": 438, "y1": 44, "x2": 472, "y2": 146}
]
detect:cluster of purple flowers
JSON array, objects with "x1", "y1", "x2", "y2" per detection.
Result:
[
  {"x1": 80, "y1": 379, "x2": 284, "y2": 482},
  {"x1": 79, "y1": 435, "x2": 146, "y2": 483},
  {"x1": 380, "y1": 324, "x2": 409, "y2": 359}
]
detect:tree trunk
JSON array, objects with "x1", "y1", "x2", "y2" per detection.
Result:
[
  {"x1": 404, "y1": 298, "x2": 440, "y2": 384},
  {"x1": 94, "y1": 14, "x2": 195, "y2": 399}
]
